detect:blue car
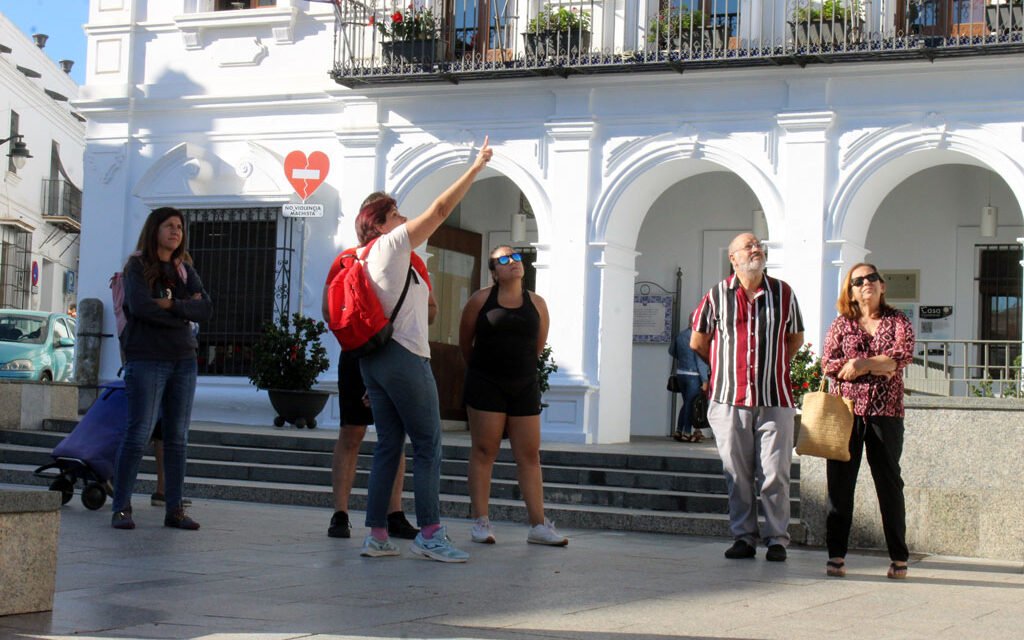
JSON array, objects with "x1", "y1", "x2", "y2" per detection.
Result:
[{"x1": 0, "y1": 310, "x2": 77, "y2": 382}]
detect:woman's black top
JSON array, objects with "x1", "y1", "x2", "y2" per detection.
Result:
[
  {"x1": 122, "y1": 256, "x2": 213, "y2": 361},
  {"x1": 468, "y1": 286, "x2": 539, "y2": 380}
]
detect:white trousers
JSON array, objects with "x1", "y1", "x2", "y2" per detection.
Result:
[{"x1": 708, "y1": 401, "x2": 796, "y2": 547}]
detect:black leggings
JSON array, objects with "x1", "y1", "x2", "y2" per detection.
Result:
[{"x1": 825, "y1": 415, "x2": 909, "y2": 562}]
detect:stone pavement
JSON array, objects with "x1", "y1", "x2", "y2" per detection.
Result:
[{"x1": 1, "y1": 487, "x2": 1023, "y2": 640}]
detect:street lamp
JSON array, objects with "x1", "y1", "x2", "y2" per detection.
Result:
[{"x1": 0, "y1": 135, "x2": 32, "y2": 170}]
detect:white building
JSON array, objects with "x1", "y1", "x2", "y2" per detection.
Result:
[
  {"x1": 77, "y1": 0, "x2": 1023, "y2": 442},
  {"x1": 0, "y1": 12, "x2": 84, "y2": 313}
]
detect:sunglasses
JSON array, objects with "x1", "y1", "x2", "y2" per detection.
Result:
[
  {"x1": 491, "y1": 253, "x2": 523, "y2": 266},
  {"x1": 851, "y1": 272, "x2": 883, "y2": 287}
]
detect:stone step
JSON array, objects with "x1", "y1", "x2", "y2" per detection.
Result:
[{"x1": 0, "y1": 462, "x2": 806, "y2": 541}]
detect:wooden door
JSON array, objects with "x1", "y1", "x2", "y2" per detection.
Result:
[{"x1": 426, "y1": 226, "x2": 482, "y2": 422}]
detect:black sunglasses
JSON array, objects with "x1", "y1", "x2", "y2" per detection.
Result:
[
  {"x1": 490, "y1": 252, "x2": 523, "y2": 267},
  {"x1": 851, "y1": 272, "x2": 883, "y2": 287}
]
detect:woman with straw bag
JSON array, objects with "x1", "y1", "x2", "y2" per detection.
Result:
[{"x1": 821, "y1": 263, "x2": 915, "y2": 580}]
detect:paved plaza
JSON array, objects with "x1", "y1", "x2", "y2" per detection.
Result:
[{"x1": 2, "y1": 488, "x2": 1023, "y2": 640}]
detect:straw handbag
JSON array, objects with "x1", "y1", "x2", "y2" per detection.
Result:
[{"x1": 795, "y1": 381, "x2": 854, "y2": 461}]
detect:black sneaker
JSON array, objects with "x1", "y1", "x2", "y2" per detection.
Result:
[
  {"x1": 164, "y1": 508, "x2": 200, "y2": 530},
  {"x1": 111, "y1": 507, "x2": 135, "y2": 530},
  {"x1": 765, "y1": 544, "x2": 787, "y2": 562},
  {"x1": 724, "y1": 540, "x2": 756, "y2": 559},
  {"x1": 387, "y1": 511, "x2": 420, "y2": 540},
  {"x1": 328, "y1": 510, "x2": 351, "y2": 538}
]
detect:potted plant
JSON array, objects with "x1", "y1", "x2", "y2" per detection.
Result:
[
  {"x1": 248, "y1": 312, "x2": 331, "y2": 428},
  {"x1": 790, "y1": 342, "x2": 823, "y2": 407},
  {"x1": 790, "y1": 0, "x2": 864, "y2": 47},
  {"x1": 537, "y1": 343, "x2": 558, "y2": 408},
  {"x1": 523, "y1": 3, "x2": 592, "y2": 59},
  {"x1": 987, "y1": 0, "x2": 1024, "y2": 35},
  {"x1": 647, "y1": 8, "x2": 726, "y2": 51},
  {"x1": 373, "y1": 5, "x2": 439, "y2": 66}
]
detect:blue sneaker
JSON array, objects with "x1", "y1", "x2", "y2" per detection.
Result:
[
  {"x1": 360, "y1": 535, "x2": 400, "y2": 558},
  {"x1": 410, "y1": 526, "x2": 469, "y2": 563}
]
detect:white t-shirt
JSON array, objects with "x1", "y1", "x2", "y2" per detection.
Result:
[{"x1": 365, "y1": 223, "x2": 431, "y2": 358}]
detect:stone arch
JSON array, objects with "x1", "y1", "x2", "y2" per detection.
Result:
[
  {"x1": 386, "y1": 143, "x2": 551, "y2": 243},
  {"x1": 831, "y1": 126, "x2": 1024, "y2": 246},
  {"x1": 591, "y1": 137, "x2": 783, "y2": 248}
]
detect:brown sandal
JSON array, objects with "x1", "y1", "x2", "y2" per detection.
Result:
[
  {"x1": 826, "y1": 559, "x2": 846, "y2": 578},
  {"x1": 887, "y1": 562, "x2": 908, "y2": 580},
  {"x1": 690, "y1": 430, "x2": 705, "y2": 443}
]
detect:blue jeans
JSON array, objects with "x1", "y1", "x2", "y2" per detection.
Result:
[
  {"x1": 112, "y1": 359, "x2": 197, "y2": 514},
  {"x1": 675, "y1": 375, "x2": 703, "y2": 435},
  {"x1": 359, "y1": 340, "x2": 441, "y2": 529}
]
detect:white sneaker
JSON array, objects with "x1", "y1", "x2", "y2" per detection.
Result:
[
  {"x1": 360, "y1": 535, "x2": 400, "y2": 557},
  {"x1": 410, "y1": 526, "x2": 469, "y2": 563},
  {"x1": 471, "y1": 516, "x2": 496, "y2": 544},
  {"x1": 527, "y1": 518, "x2": 569, "y2": 546}
]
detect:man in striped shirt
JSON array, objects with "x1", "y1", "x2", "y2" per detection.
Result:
[{"x1": 691, "y1": 233, "x2": 804, "y2": 563}]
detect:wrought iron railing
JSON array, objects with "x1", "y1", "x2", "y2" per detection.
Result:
[
  {"x1": 330, "y1": 1, "x2": 1024, "y2": 86},
  {"x1": 40, "y1": 179, "x2": 82, "y2": 223},
  {"x1": 904, "y1": 339, "x2": 1023, "y2": 398}
]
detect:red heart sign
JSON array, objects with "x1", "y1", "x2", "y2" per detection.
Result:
[{"x1": 284, "y1": 150, "x2": 330, "y2": 201}]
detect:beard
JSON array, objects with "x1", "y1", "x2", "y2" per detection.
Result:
[{"x1": 734, "y1": 254, "x2": 765, "y2": 275}]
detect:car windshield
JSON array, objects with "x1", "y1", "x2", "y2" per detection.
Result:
[{"x1": 0, "y1": 315, "x2": 48, "y2": 344}]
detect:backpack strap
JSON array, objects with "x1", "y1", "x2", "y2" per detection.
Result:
[{"x1": 357, "y1": 237, "x2": 416, "y2": 323}]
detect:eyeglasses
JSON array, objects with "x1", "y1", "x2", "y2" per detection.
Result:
[
  {"x1": 734, "y1": 241, "x2": 763, "y2": 253},
  {"x1": 850, "y1": 272, "x2": 883, "y2": 287},
  {"x1": 493, "y1": 253, "x2": 522, "y2": 266}
]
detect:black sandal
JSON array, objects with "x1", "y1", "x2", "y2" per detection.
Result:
[
  {"x1": 887, "y1": 562, "x2": 908, "y2": 580},
  {"x1": 826, "y1": 559, "x2": 846, "y2": 578}
]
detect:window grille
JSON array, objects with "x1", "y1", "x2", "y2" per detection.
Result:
[
  {"x1": 0, "y1": 225, "x2": 31, "y2": 309},
  {"x1": 183, "y1": 207, "x2": 295, "y2": 376}
]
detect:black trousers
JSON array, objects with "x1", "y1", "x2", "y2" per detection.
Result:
[{"x1": 825, "y1": 415, "x2": 909, "y2": 562}]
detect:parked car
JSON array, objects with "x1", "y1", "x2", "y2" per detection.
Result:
[{"x1": 0, "y1": 310, "x2": 77, "y2": 382}]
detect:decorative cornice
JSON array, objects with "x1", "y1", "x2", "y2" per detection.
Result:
[
  {"x1": 172, "y1": 6, "x2": 298, "y2": 51},
  {"x1": 776, "y1": 110, "x2": 836, "y2": 133}
]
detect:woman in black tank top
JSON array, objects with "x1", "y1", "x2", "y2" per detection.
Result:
[{"x1": 458, "y1": 246, "x2": 567, "y2": 546}]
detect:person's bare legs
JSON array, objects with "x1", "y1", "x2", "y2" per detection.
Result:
[
  {"x1": 332, "y1": 425, "x2": 367, "y2": 512},
  {"x1": 507, "y1": 414, "x2": 545, "y2": 526},
  {"x1": 467, "y1": 407, "x2": 505, "y2": 519}
]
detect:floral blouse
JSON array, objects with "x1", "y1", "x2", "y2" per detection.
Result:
[{"x1": 822, "y1": 308, "x2": 915, "y2": 417}]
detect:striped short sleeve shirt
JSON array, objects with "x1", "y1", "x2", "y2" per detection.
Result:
[{"x1": 693, "y1": 274, "x2": 804, "y2": 408}]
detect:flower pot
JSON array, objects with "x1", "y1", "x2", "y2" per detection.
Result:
[
  {"x1": 986, "y1": 5, "x2": 1024, "y2": 34},
  {"x1": 381, "y1": 39, "x2": 440, "y2": 66},
  {"x1": 522, "y1": 30, "x2": 591, "y2": 59},
  {"x1": 266, "y1": 388, "x2": 331, "y2": 429},
  {"x1": 789, "y1": 19, "x2": 863, "y2": 48},
  {"x1": 653, "y1": 25, "x2": 727, "y2": 52}
]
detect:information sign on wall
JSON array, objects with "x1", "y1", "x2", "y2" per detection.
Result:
[{"x1": 633, "y1": 294, "x2": 673, "y2": 343}]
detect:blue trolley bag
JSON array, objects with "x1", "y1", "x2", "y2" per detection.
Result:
[{"x1": 51, "y1": 380, "x2": 129, "y2": 482}]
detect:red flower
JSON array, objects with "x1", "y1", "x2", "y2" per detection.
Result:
[
  {"x1": 392, "y1": 10, "x2": 403, "y2": 23},
  {"x1": 802, "y1": 382, "x2": 810, "y2": 389},
  {"x1": 368, "y1": 14, "x2": 375, "y2": 25}
]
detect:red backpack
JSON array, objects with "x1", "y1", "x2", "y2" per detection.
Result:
[{"x1": 326, "y1": 238, "x2": 413, "y2": 358}]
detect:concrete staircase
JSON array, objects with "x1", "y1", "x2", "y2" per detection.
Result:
[{"x1": 0, "y1": 421, "x2": 805, "y2": 541}]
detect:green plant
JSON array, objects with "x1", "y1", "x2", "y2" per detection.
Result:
[
  {"x1": 790, "y1": 343, "x2": 823, "y2": 407},
  {"x1": 374, "y1": 5, "x2": 437, "y2": 41},
  {"x1": 969, "y1": 354, "x2": 1023, "y2": 399},
  {"x1": 538, "y1": 343, "x2": 558, "y2": 395},
  {"x1": 248, "y1": 313, "x2": 330, "y2": 391},
  {"x1": 793, "y1": 0, "x2": 862, "y2": 22},
  {"x1": 526, "y1": 3, "x2": 592, "y2": 33},
  {"x1": 647, "y1": 9, "x2": 706, "y2": 44}
]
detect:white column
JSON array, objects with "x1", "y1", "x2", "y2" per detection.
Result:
[
  {"x1": 775, "y1": 110, "x2": 836, "y2": 353},
  {"x1": 536, "y1": 116, "x2": 598, "y2": 443}
]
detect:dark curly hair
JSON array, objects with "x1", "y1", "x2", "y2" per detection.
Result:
[{"x1": 133, "y1": 207, "x2": 192, "y2": 291}]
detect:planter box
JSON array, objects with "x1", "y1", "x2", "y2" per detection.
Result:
[
  {"x1": 523, "y1": 30, "x2": 591, "y2": 59},
  {"x1": 381, "y1": 39, "x2": 440, "y2": 66},
  {"x1": 0, "y1": 489, "x2": 61, "y2": 616},
  {"x1": 789, "y1": 19, "x2": 864, "y2": 47},
  {"x1": 266, "y1": 388, "x2": 331, "y2": 429},
  {"x1": 652, "y1": 25, "x2": 727, "y2": 52},
  {"x1": 986, "y1": 5, "x2": 1024, "y2": 33}
]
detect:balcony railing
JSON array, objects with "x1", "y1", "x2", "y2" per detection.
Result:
[
  {"x1": 40, "y1": 179, "x2": 82, "y2": 233},
  {"x1": 330, "y1": 1, "x2": 1024, "y2": 86},
  {"x1": 904, "y1": 339, "x2": 1023, "y2": 398}
]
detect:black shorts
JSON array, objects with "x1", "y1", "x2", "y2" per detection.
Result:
[
  {"x1": 463, "y1": 370, "x2": 541, "y2": 417},
  {"x1": 338, "y1": 352, "x2": 373, "y2": 426}
]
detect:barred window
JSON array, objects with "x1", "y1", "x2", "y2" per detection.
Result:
[
  {"x1": 183, "y1": 208, "x2": 296, "y2": 376},
  {"x1": 0, "y1": 225, "x2": 31, "y2": 309}
]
